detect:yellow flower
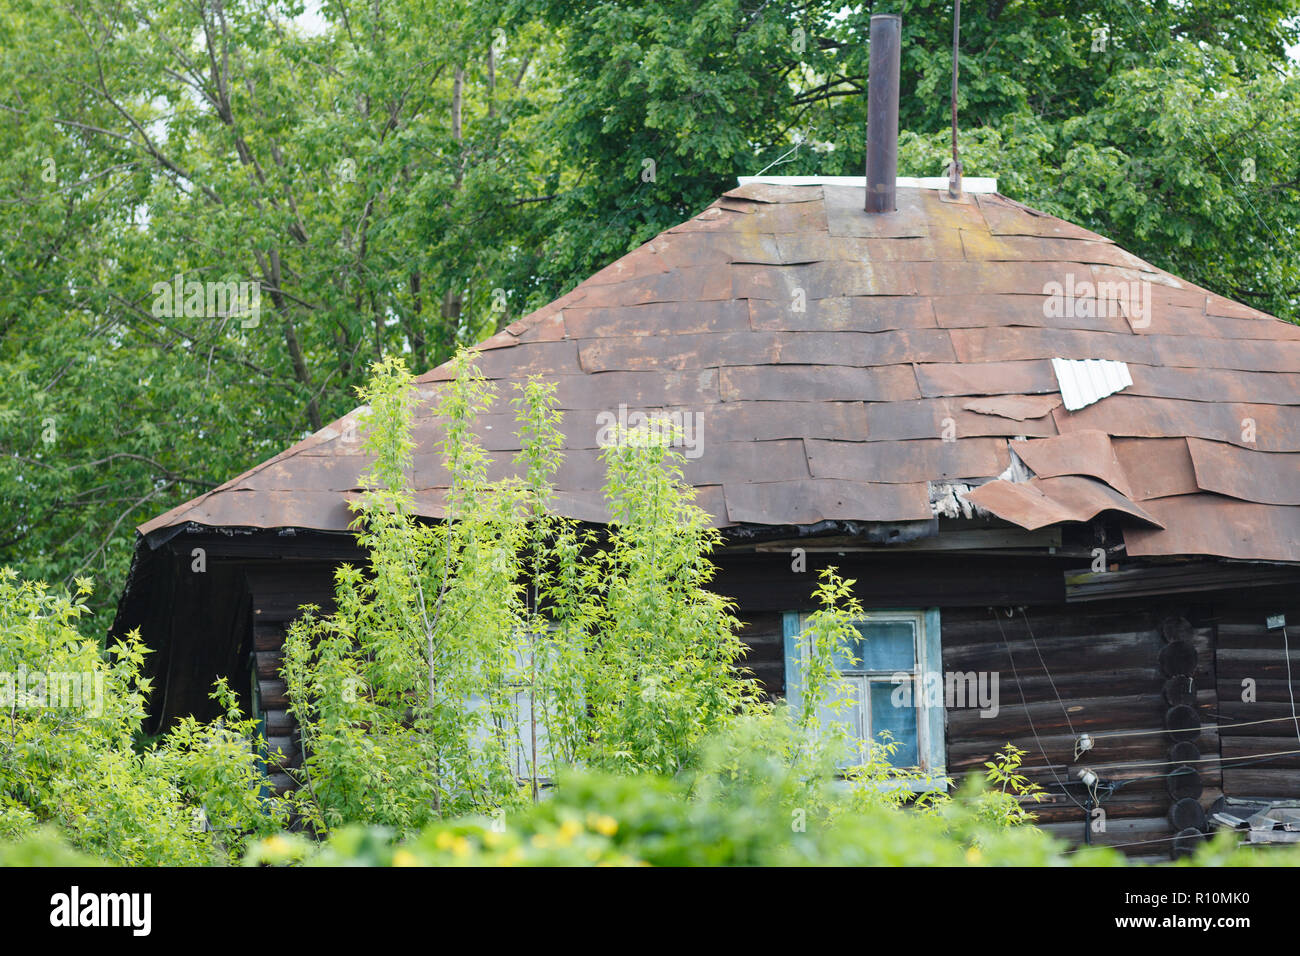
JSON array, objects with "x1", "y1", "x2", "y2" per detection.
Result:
[
  {"x1": 483, "y1": 829, "x2": 504, "y2": 848},
  {"x1": 435, "y1": 831, "x2": 456, "y2": 850},
  {"x1": 392, "y1": 849, "x2": 420, "y2": 867},
  {"x1": 589, "y1": 814, "x2": 618, "y2": 837},
  {"x1": 965, "y1": 846, "x2": 982, "y2": 864},
  {"x1": 531, "y1": 833, "x2": 551, "y2": 849},
  {"x1": 557, "y1": 819, "x2": 582, "y2": 846},
  {"x1": 262, "y1": 835, "x2": 292, "y2": 856},
  {"x1": 452, "y1": 836, "x2": 471, "y2": 858}
]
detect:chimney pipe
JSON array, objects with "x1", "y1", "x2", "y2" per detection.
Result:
[{"x1": 865, "y1": 14, "x2": 901, "y2": 213}]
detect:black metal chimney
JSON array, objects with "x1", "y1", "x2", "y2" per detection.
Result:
[{"x1": 865, "y1": 14, "x2": 901, "y2": 213}]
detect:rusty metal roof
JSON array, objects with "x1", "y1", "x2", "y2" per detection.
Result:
[{"x1": 138, "y1": 181, "x2": 1300, "y2": 562}]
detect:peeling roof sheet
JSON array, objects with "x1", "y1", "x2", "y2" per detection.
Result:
[
  {"x1": 137, "y1": 182, "x2": 1300, "y2": 563},
  {"x1": 966, "y1": 475, "x2": 1164, "y2": 532}
]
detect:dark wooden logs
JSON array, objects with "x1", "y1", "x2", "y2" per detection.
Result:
[
  {"x1": 1162, "y1": 675, "x2": 1196, "y2": 707},
  {"x1": 1171, "y1": 827, "x2": 1206, "y2": 859},
  {"x1": 1159, "y1": 641, "x2": 1197, "y2": 678},
  {"x1": 1164, "y1": 704, "x2": 1201, "y2": 741},
  {"x1": 1168, "y1": 797, "x2": 1207, "y2": 831},
  {"x1": 1167, "y1": 765, "x2": 1203, "y2": 801},
  {"x1": 1160, "y1": 616, "x2": 1194, "y2": 643}
]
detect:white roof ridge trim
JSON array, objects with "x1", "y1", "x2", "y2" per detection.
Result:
[{"x1": 736, "y1": 175, "x2": 998, "y2": 193}]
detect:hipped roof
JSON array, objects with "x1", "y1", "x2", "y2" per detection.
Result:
[{"x1": 138, "y1": 181, "x2": 1300, "y2": 562}]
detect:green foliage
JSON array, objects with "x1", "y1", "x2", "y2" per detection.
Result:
[
  {"x1": 0, "y1": 569, "x2": 281, "y2": 864},
  {"x1": 1, "y1": 0, "x2": 1297, "y2": 628},
  {"x1": 0, "y1": 826, "x2": 105, "y2": 866},
  {"x1": 282, "y1": 352, "x2": 761, "y2": 833},
  {"x1": 242, "y1": 759, "x2": 1300, "y2": 867}
]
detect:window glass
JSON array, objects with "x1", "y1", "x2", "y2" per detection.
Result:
[
  {"x1": 869, "y1": 680, "x2": 918, "y2": 767},
  {"x1": 835, "y1": 619, "x2": 916, "y2": 672}
]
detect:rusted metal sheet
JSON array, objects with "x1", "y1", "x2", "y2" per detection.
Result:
[
  {"x1": 963, "y1": 394, "x2": 1062, "y2": 421},
  {"x1": 581, "y1": 243, "x2": 671, "y2": 286},
  {"x1": 1186, "y1": 438, "x2": 1300, "y2": 506},
  {"x1": 914, "y1": 260, "x2": 1089, "y2": 298},
  {"x1": 773, "y1": 330, "x2": 957, "y2": 366},
  {"x1": 823, "y1": 184, "x2": 927, "y2": 238},
  {"x1": 1010, "y1": 430, "x2": 1133, "y2": 497},
  {"x1": 1124, "y1": 304, "x2": 1300, "y2": 341},
  {"x1": 168, "y1": 489, "x2": 356, "y2": 531},
  {"x1": 1203, "y1": 294, "x2": 1272, "y2": 321},
  {"x1": 683, "y1": 440, "x2": 812, "y2": 486},
  {"x1": 774, "y1": 234, "x2": 963, "y2": 263},
  {"x1": 1127, "y1": 364, "x2": 1300, "y2": 405},
  {"x1": 1125, "y1": 496, "x2": 1300, "y2": 562},
  {"x1": 1054, "y1": 397, "x2": 1300, "y2": 452},
  {"x1": 915, "y1": 360, "x2": 1057, "y2": 397},
  {"x1": 724, "y1": 182, "x2": 823, "y2": 203},
  {"x1": 513, "y1": 310, "x2": 568, "y2": 343},
  {"x1": 744, "y1": 198, "x2": 831, "y2": 234},
  {"x1": 723, "y1": 479, "x2": 933, "y2": 524},
  {"x1": 805, "y1": 437, "x2": 1009, "y2": 483},
  {"x1": 702, "y1": 401, "x2": 872, "y2": 442},
  {"x1": 975, "y1": 193, "x2": 1108, "y2": 241},
  {"x1": 232, "y1": 456, "x2": 369, "y2": 492},
  {"x1": 562, "y1": 300, "x2": 749, "y2": 338},
  {"x1": 933, "y1": 293, "x2": 1131, "y2": 334},
  {"x1": 134, "y1": 180, "x2": 1300, "y2": 558},
  {"x1": 647, "y1": 230, "x2": 784, "y2": 267},
  {"x1": 957, "y1": 232, "x2": 1147, "y2": 268},
  {"x1": 473, "y1": 340, "x2": 580, "y2": 379},
  {"x1": 1111, "y1": 438, "x2": 1200, "y2": 501},
  {"x1": 719, "y1": 364, "x2": 919, "y2": 402},
  {"x1": 663, "y1": 204, "x2": 751, "y2": 234},
  {"x1": 731, "y1": 260, "x2": 917, "y2": 299},
  {"x1": 869, "y1": 398, "x2": 1058, "y2": 440},
  {"x1": 579, "y1": 332, "x2": 778, "y2": 373},
  {"x1": 542, "y1": 370, "x2": 722, "y2": 410},
  {"x1": 569, "y1": 265, "x2": 732, "y2": 309},
  {"x1": 1146, "y1": 333, "x2": 1300, "y2": 374},
  {"x1": 966, "y1": 475, "x2": 1163, "y2": 531},
  {"x1": 747, "y1": 296, "x2": 937, "y2": 333},
  {"x1": 950, "y1": 327, "x2": 1155, "y2": 365}
]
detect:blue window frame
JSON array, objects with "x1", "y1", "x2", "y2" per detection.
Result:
[{"x1": 783, "y1": 608, "x2": 945, "y2": 785}]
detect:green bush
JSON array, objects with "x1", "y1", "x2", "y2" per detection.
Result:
[{"x1": 0, "y1": 571, "x2": 283, "y2": 864}]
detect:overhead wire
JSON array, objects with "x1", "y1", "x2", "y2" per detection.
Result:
[{"x1": 990, "y1": 609, "x2": 1091, "y2": 814}]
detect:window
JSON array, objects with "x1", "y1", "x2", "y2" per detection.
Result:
[{"x1": 783, "y1": 609, "x2": 945, "y2": 783}]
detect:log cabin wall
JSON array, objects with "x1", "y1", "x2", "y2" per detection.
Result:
[
  {"x1": 713, "y1": 550, "x2": 1257, "y2": 860},
  {"x1": 243, "y1": 563, "x2": 339, "y2": 796},
  {"x1": 937, "y1": 603, "x2": 1219, "y2": 862},
  {"x1": 126, "y1": 533, "x2": 1298, "y2": 857},
  {"x1": 1211, "y1": 594, "x2": 1300, "y2": 802}
]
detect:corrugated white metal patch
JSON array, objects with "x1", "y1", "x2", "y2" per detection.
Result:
[{"x1": 1051, "y1": 358, "x2": 1133, "y2": 411}]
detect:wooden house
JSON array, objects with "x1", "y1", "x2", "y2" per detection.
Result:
[{"x1": 112, "y1": 18, "x2": 1300, "y2": 861}]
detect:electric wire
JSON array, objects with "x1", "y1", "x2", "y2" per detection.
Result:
[
  {"x1": 1283, "y1": 626, "x2": 1300, "y2": 745},
  {"x1": 990, "y1": 609, "x2": 1090, "y2": 814},
  {"x1": 1018, "y1": 606, "x2": 1077, "y2": 738}
]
